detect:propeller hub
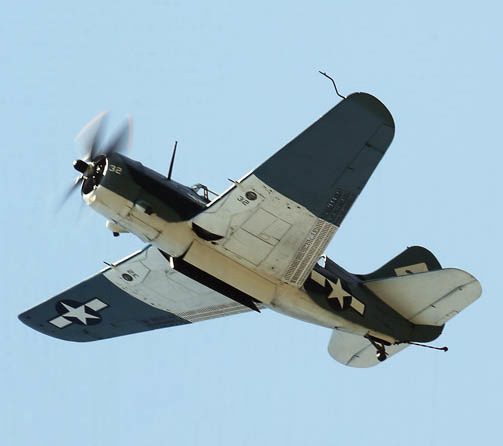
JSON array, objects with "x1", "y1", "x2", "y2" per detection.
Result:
[
  {"x1": 73, "y1": 159, "x2": 89, "y2": 174},
  {"x1": 60, "y1": 113, "x2": 131, "y2": 207}
]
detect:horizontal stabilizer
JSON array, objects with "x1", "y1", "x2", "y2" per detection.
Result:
[
  {"x1": 328, "y1": 267, "x2": 481, "y2": 367},
  {"x1": 364, "y1": 268, "x2": 482, "y2": 326},
  {"x1": 328, "y1": 330, "x2": 408, "y2": 368}
]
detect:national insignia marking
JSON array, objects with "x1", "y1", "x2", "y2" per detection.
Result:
[
  {"x1": 245, "y1": 191, "x2": 258, "y2": 201},
  {"x1": 122, "y1": 273, "x2": 134, "y2": 282},
  {"x1": 309, "y1": 271, "x2": 365, "y2": 315},
  {"x1": 49, "y1": 298, "x2": 108, "y2": 328},
  {"x1": 327, "y1": 278, "x2": 353, "y2": 311}
]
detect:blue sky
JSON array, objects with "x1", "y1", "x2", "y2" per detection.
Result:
[{"x1": 2, "y1": 1, "x2": 501, "y2": 445}]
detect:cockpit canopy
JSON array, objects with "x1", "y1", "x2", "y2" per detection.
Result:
[{"x1": 190, "y1": 183, "x2": 218, "y2": 203}]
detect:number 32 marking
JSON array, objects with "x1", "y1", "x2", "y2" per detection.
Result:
[
  {"x1": 109, "y1": 165, "x2": 122, "y2": 175},
  {"x1": 237, "y1": 195, "x2": 250, "y2": 206}
]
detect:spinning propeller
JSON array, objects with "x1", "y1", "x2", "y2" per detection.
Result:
[{"x1": 61, "y1": 112, "x2": 132, "y2": 205}]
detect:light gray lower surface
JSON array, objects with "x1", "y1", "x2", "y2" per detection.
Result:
[
  {"x1": 18, "y1": 272, "x2": 191, "y2": 342},
  {"x1": 19, "y1": 246, "x2": 254, "y2": 341},
  {"x1": 103, "y1": 246, "x2": 253, "y2": 322},
  {"x1": 364, "y1": 268, "x2": 482, "y2": 325},
  {"x1": 328, "y1": 268, "x2": 482, "y2": 367},
  {"x1": 328, "y1": 330, "x2": 408, "y2": 368},
  {"x1": 193, "y1": 175, "x2": 338, "y2": 287}
]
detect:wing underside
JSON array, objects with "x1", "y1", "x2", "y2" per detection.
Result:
[
  {"x1": 193, "y1": 93, "x2": 395, "y2": 287},
  {"x1": 19, "y1": 246, "x2": 257, "y2": 342}
]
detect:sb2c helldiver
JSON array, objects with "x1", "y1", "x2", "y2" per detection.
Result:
[{"x1": 19, "y1": 91, "x2": 482, "y2": 367}]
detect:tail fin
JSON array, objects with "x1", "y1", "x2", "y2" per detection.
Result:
[
  {"x1": 359, "y1": 246, "x2": 441, "y2": 281},
  {"x1": 329, "y1": 268, "x2": 481, "y2": 368}
]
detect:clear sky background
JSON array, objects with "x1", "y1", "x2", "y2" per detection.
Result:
[{"x1": 2, "y1": 1, "x2": 501, "y2": 445}]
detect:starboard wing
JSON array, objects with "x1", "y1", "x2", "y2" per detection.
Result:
[
  {"x1": 193, "y1": 93, "x2": 395, "y2": 287},
  {"x1": 19, "y1": 246, "x2": 258, "y2": 342}
]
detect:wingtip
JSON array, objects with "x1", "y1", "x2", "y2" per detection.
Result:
[{"x1": 345, "y1": 92, "x2": 395, "y2": 130}]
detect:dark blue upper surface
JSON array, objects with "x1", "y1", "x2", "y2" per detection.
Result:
[
  {"x1": 19, "y1": 273, "x2": 190, "y2": 342},
  {"x1": 254, "y1": 93, "x2": 395, "y2": 226}
]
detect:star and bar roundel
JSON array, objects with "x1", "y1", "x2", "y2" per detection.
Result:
[
  {"x1": 49, "y1": 298, "x2": 108, "y2": 328},
  {"x1": 309, "y1": 270, "x2": 365, "y2": 315}
]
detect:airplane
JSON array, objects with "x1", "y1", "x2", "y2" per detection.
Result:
[{"x1": 19, "y1": 91, "x2": 482, "y2": 367}]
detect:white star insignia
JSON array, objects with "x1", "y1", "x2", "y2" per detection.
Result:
[
  {"x1": 49, "y1": 298, "x2": 108, "y2": 328},
  {"x1": 327, "y1": 278, "x2": 352, "y2": 308},
  {"x1": 60, "y1": 302, "x2": 100, "y2": 325},
  {"x1": 309, "y1": 272, "x2": 366, "y2": 315}
]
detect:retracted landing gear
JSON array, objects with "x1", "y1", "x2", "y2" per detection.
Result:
[{"x1": 365, "y1": 334, "x2": 390, "y2": 362}]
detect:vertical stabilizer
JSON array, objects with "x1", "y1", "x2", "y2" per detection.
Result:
[{"x1": 359, "y1": 246, "x2": 441, "y2": 281}]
